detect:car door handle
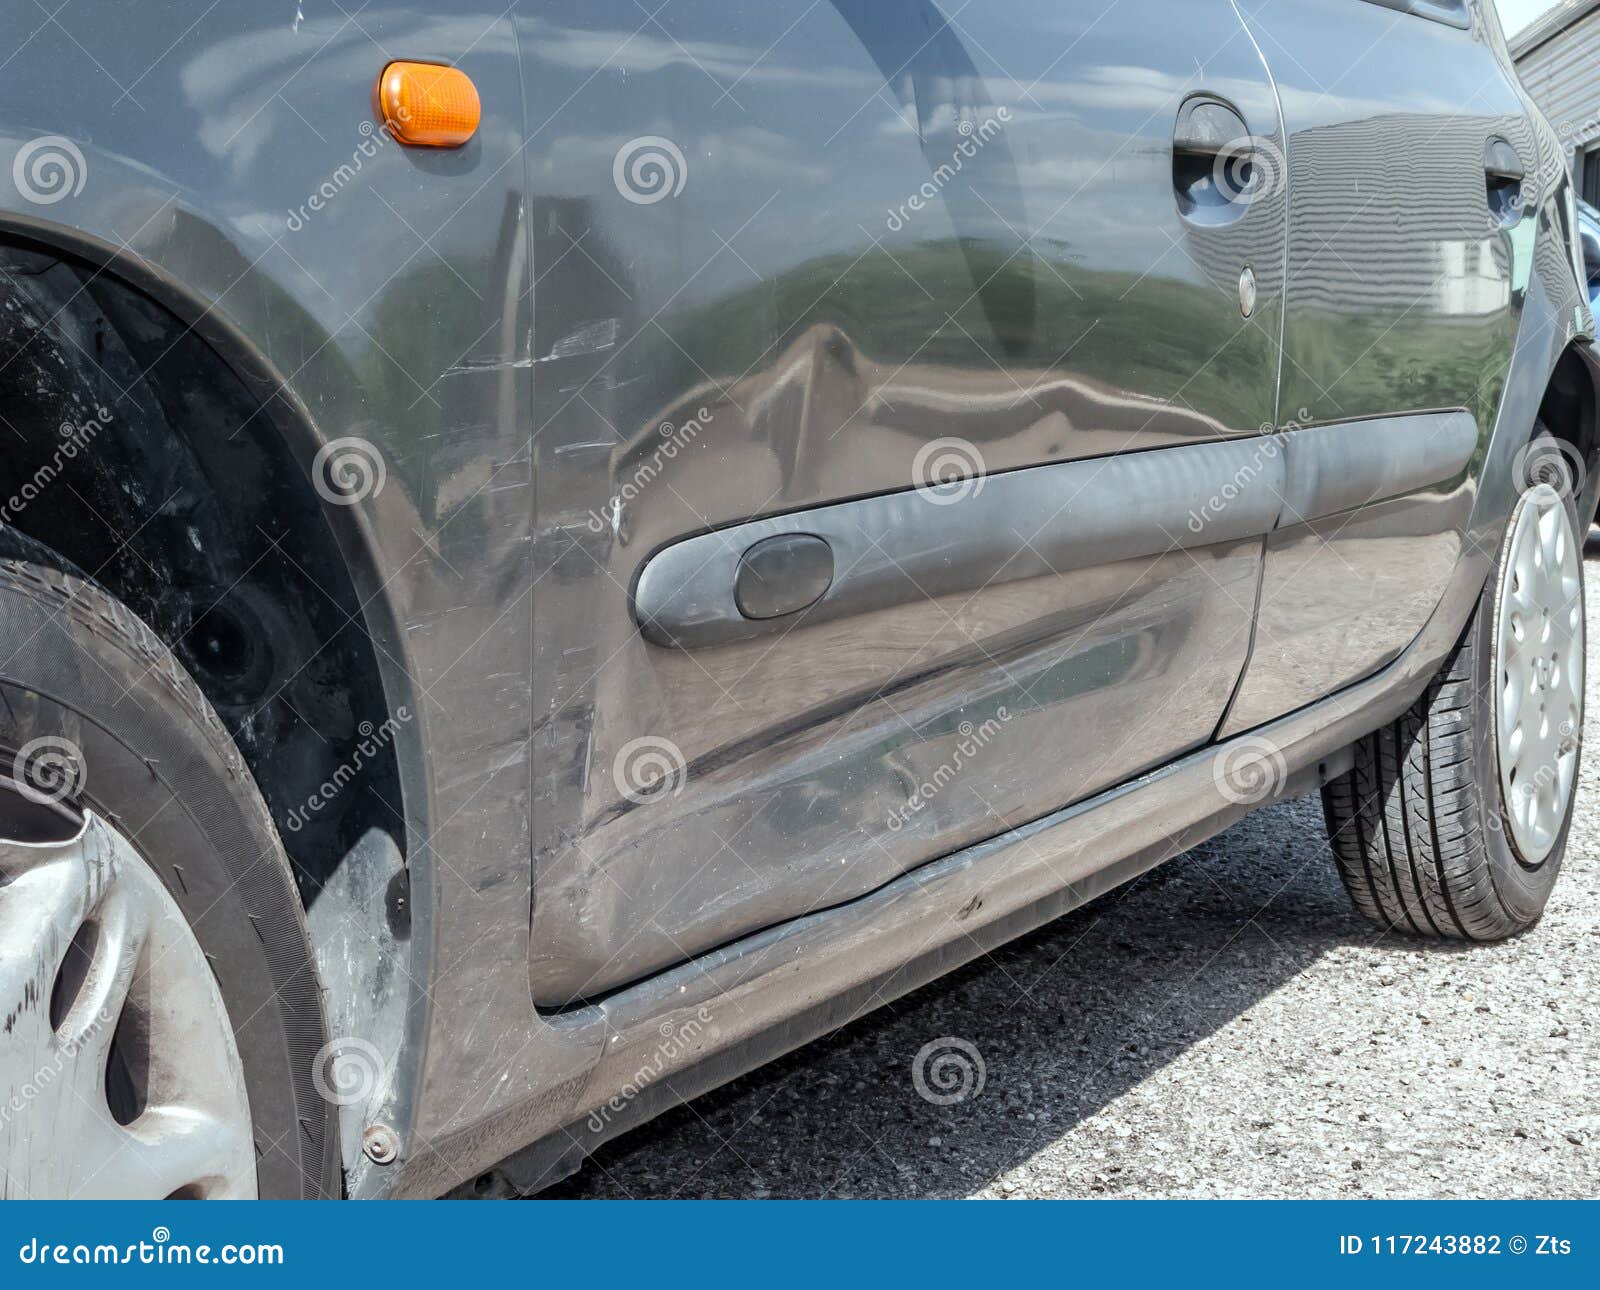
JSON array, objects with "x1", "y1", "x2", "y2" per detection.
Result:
[
  {"x1": 1173, "y1": 95, "x2": 1254, "y2": 224},
  {"x1": 1484, "y1": 137, "x2": 1525, "y2": 228}
]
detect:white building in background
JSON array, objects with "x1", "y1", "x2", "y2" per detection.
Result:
[{"x1": 1512, "y1": 0, "x2": 1600, "y2": 205}]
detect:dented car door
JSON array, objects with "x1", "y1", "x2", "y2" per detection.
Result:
[{"x1": 524, "y1": 0, "x2": 1287, "y2": 1004}]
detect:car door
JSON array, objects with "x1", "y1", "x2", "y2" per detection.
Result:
[
  {"x1": 524, "y1": 0, "x2": 1287, "y2": 1004},
  {"x1": 1220, "y1": 0, "x2": 1538, "y2": 733}
]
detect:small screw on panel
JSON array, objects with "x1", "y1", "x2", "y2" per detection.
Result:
[{"x1": 363, "y1": 1123, "x2": 401, "y2": 1165}]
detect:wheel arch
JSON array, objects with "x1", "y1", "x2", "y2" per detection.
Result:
[
  {"x1": 0, "y1": 216, "x2": 428, "y2": 1188},
  {"x1": 1538, "y1": 339, "x2": 1600, "y2": 525}
]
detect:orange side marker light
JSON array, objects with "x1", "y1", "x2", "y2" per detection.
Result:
[{"x1": 375, "y1": 61, "x2": 480, "y2": 148}]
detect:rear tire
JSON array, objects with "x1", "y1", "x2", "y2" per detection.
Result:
[{"x1": 1322, "y1": 450, "x2": 1585, "y2": 940}]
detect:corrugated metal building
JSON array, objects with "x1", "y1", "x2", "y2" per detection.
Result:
[
  {"x1": 1283, "y1": 111, "x2": 1529, "y2": 318},
  {"x1": 1513, "y1": 0, "x2": 1600, "y2": 204}
]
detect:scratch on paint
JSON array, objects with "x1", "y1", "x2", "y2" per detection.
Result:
[{"x1": 440, "y1": 318, "x2": 622, "y2": 377}]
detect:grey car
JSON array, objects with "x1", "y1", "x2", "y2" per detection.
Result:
[{"x1": 0, "y1": 0, "x2": 1593, "y2": 1199}]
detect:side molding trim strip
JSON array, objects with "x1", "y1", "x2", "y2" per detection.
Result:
[{"x1": 634, "y1": 411, "x2": 1477, "y2": 649}]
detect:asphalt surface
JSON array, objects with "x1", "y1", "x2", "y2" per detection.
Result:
[{"x1": 542, "y1": 545, "x2": 1600, "y2": 1200}]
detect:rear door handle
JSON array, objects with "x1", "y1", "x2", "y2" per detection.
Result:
[
  {"x1": 1173, "y1": 95, "x2": 1254, "y2": 224},
  {"x1": 1484, "y1": 136, "x2": 1525, "y2": 228}
]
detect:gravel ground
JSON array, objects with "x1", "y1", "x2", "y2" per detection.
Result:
[{"x1": 543, "y1": 545, "x2": 1600, "y2": 1200}]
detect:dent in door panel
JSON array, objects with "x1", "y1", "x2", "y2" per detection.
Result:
[
  {"x1": 548, "y1": 409, "x2": 1482, "y2": 1009},
  {"x1": 525, "y1": 0, "x2": 1286, "y2": 1004},
  {"x1": 532, "y1": 538, "x2": 1262, "y2": 1005}
]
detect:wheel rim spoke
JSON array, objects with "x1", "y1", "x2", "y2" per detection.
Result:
[
  {"x1": 72, "y1": 1107, "x2": 255, "y2": 1201},
  {"x1": 56, "y1": 878, "x2": 149, "y2": 1056}
]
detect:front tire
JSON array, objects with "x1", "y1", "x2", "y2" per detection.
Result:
[
  {"x1": 1322, "y1": 465, "x2": 1585, "y2": 940},
  {"x1": 0, "y1": 536, "x2": 339, "y2": 1198}
]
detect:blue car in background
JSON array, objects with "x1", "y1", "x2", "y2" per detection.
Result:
[{"x1": 1581, "y1": 198, "x2": 1600, "y2": 308}]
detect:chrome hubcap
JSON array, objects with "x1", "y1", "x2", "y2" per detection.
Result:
[
  {"x1": 0, "y1": 809, "x2": 256, "y2": 1198},
  {"x1": 1494, "y1": 484, "x2": 1584, "y2": 864}
]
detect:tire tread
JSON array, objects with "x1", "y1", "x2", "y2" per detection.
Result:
[{"x1": 1322, "y1": 543, "x2": 1558, "y2": 942}]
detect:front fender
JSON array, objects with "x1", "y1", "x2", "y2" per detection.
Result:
[{"x1": 0, "y1": 2, "x2": 535, "y2": 1195}]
